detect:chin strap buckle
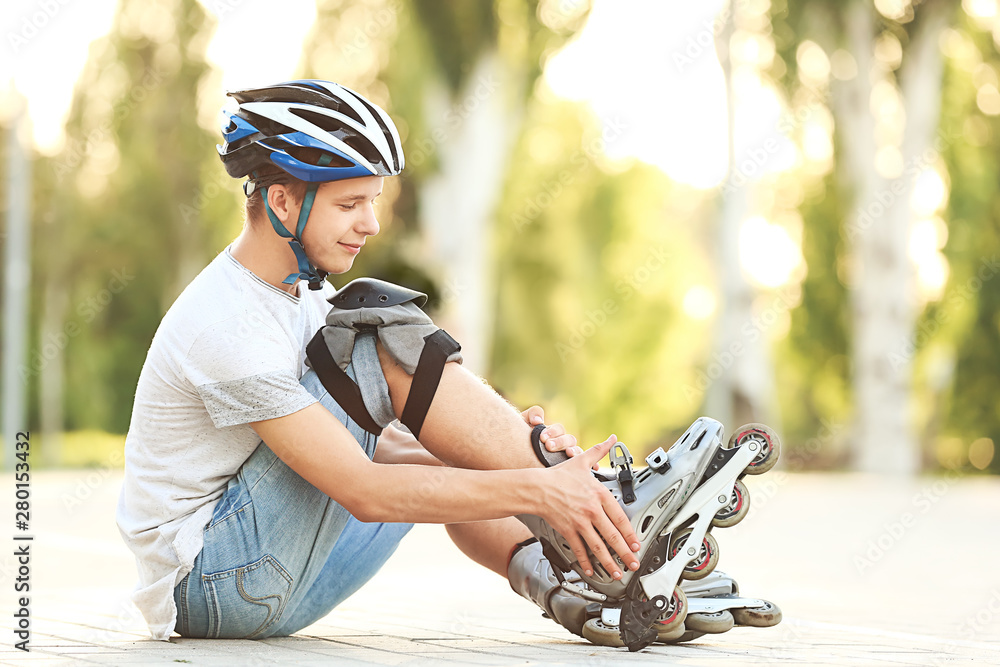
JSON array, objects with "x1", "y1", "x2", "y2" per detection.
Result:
[{"x1": 610, "y1": 443, "x2": 636, "y2": 504}]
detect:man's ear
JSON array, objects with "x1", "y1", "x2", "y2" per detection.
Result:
[{"x1": 266, "y1": 184, "x2": 297, "y2": 234}]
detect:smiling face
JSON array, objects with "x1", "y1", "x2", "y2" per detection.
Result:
[{"x1": 298, "y1": 175, "x2": 384, "y2": 275}]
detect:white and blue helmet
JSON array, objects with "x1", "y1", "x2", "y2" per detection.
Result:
[{"x1": 218, "y1": 80, "x2": 405, "y2": 289}]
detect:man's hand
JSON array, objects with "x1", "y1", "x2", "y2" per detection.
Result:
[
  {"x1": 538, "y1": 434, "x2": 640, "y2": 580},
  {"x1": 520, "y1": 405, "x2": 587, "y2": 460}
]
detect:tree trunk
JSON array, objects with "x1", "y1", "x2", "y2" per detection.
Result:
[
  {"x1": 39, "y1": 273, "x2": 68, "y2": 467},
  {"x1": 832, "y1": 0, "x2": 950, "y2": 474},
  {"x1": 706, "y1": 0, "x2": 775, "y2": 430},
  {"x1": 419, "y1": 51, "x2": 524, "y2": 374}
]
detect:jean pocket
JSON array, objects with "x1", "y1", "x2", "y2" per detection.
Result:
[{"x1": 203, "y1": 554, "x2": 292, "y2": 639}]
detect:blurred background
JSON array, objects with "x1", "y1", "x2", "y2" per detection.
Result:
[{"x1": 1, "y1": 0, "x2": 998, "y2": 477}]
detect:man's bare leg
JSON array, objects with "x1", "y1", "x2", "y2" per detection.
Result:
[
  {"x1": 377, "y1": 343, "x2": 557, "y2": 471},
  {"x1": 445, "y1": 518, "x2": 533, "y2": 577}
]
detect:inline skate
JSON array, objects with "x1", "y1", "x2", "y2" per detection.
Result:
[{"x1": 517, "y1": 417, "x2": 780, "y2": 651}]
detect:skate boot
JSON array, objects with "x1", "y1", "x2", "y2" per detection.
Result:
[
  {"x1": 670, "y1": 570, "x2": 782, "y2": 640},
  {"x1": 507, "y1": 538, "x2": 597, "y2": 638},
  {"x1": 518, "y1": 418, "x2": 780, "y2": 651}
]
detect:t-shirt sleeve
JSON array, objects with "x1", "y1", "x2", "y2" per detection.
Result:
[{"x1": 183, "y1": 316, "x2": 317, "y2": 429}]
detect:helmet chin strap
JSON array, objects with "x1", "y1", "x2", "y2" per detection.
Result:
[{"x1": 258, "y1": 155, "x2": 333, "y2": 292}]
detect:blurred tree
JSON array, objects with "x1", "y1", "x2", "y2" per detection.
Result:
[
  {"x1": 490, "y1": 92, "x2": 711, "y2": 451},
  {"x1": 705, "y1": 0, "x2": 778, "y2": 432},
  {"x1": 933, "y1": 15, "x2": 1000, "y2": 474},
  {"x1": 39, "y1": 0, "x2": 230, "y2": 437},
  {"x1": 776, "y1": 0, "x2": 954, "y2": 473},
  {"x1": 300, "y1": 0, "x2": 590, "y2": 373}
]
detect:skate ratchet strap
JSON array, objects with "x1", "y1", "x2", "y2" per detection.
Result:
[
  {"x1": 306, "y1": 327, "x2": 384, "y2": 436},
  {"x1": 400, "y1": 329, "x2": 461, "y2": 440},
  {"x1": 531, "y1": 423, "x2": 570, "y2": 467},
  {"x1": 610, "y1": 443, "x2": 636, "y2": 504}
]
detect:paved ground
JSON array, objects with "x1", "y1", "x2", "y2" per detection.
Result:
[{"x1": 0, "y1": 469, "x2": 998, "y2": 666}]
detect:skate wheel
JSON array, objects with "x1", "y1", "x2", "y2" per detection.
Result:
[
  {"x1": 655, "y1": 620, "x2": 687, "y2": 642},
  {"x1": 685, "y1": 609, "x2": 734, "y2": 634},
  {"x1": 730, "y1": 423, "x2": 780, "y2": 475},
  {"x1": 712, "y1": 479, "x2": 750, "y2": 528},
  {"x1": 671, "y1": 530, "x2": 719, "y2": 581},
  {"x1": 582, "y1": 618, "x2": 625, "y2": 647},
  {"x1": 654, "y1": 586, "x2": 688, "y2": 634},
  {"x1": 732, "y1": 599, "x2": 782, "y2": 627},
  {"x1": 659, "y1": 629, "x2": 706, "y2": 644}
]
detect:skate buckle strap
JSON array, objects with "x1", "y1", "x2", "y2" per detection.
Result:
[
  {"x1": 609, "y1": 443, "x2": 636, "y2": 504},
  {"x1": 644, "y1": 447, "x2": 671, "y2": 473}
]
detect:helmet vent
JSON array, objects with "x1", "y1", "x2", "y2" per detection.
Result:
[{"x1": 290, "y1": 106, "x2": 363, "y2": 131}]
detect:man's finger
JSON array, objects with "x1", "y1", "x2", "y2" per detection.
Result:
[
  {"x1": 579, "y1": 525, "x2": 622, "y2": 580},
  {"x1": 521, "y1": 405, "x2": 545, "y2": 425},
  {"x1": 583, "y1": 435, "x2": 617, "y2": 465},
  {"x1": 566, "y1": 533, "x2": 595, "y2": 577},
  {"x1": 603, "y1": 490, "x2": 641, "y2": 554},
  {"x1": 541, "y1": 422, "x2": 564, "y2": 442},
  {"x1": 545, "y1": 432, "x2": 578, "y2": 453}
]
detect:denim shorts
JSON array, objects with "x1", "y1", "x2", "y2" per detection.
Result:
[{"x1": 173, "y1": 340, "x2": 412, "y2": 639}]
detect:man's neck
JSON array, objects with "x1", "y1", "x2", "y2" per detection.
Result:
[{"x1": 230, "y1": 227, "x2": 301, "y2": 297}]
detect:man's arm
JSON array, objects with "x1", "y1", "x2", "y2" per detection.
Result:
[
  {"x1": 372, "y1": 409, "x2": 581, "y2": 467},
  {"x1": 251, "y1": 404, "x2": 640, "y2": 580}
]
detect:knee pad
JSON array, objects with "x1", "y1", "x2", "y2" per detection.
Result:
[{"x1": 306, "y1": 278, "x2": 462, "y2": 439}]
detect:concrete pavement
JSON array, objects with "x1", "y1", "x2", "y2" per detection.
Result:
[{"x1": 1, "y1": 469, "x2": 998, "y2": 666}]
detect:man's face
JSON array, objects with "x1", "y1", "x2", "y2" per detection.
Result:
[{"x1": 299, "y1": 175, "x2": 384, "y2": 275}]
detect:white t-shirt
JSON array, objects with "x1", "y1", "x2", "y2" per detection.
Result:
[{"x1": 116, "y1": 245, "x2": 335, "y2": 640}]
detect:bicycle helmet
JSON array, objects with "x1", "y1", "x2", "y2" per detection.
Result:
[{"x1": 218, "y1": 80, "x2": 405, "y2": 290}]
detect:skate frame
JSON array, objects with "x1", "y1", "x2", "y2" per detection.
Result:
[{"x1": 639, "y1": 439, "x2": 758, "y2": 604}]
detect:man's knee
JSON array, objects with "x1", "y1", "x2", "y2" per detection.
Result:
[{"x1": 306, "y1": 278, "x2": 462, "y2": 440}]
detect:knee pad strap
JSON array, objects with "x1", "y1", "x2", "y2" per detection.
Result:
[
  {"x1": 306, "y1": 327, "x2": 384, "y2": 435},
  {"x1": 399, "y1": 329, "x2": 461, "y2": 440}
]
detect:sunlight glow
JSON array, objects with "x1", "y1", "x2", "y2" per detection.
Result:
[
  {"x1": 909, "y1": 217, "x2": 950, "y2": 301},
  {"x1": 2, "y1": 0, "x2": 119, "y2": 154},
  {"x1": 911, "y1": 168, "x2": 949, "y2": 216},
  {"x1": 796, "y1": 41, "x2": 830, "y2": 86},
  {"x1": 977, "y1": 84, "x2": 1000, "y2": 115},
  {"x1": 739, "y1": 216, "x2": 804, "y2": 289},
  {"x1": 964, "y1": 0, "x2": 997, "y2": 20},
  {"x1": 544, "y1": 0, "x2": 731, "y2": 188},
  {"x1": 682, "y1": 285, "x2": 716, "y2": 320},
  {"x1": 875, "y1": 0, "x2": 912, "y2": 21}
]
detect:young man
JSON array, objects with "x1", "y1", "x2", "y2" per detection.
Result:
[{"x1": 116, "y1": 80, "x2": 640, "y2": 641}]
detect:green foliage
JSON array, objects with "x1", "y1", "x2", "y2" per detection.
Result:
[
  {"x1": 36, "y1": 0, "x2": 227, "y2": 433},
  {"x1": 490, "y1": 96, "x2": 709, "y2": 452},
  {"x1": 934, "y1": 18, "x2": 1000, "y2": 473},
  {"x1": 778, "y1": 169, "x2": 851, "y2": 467},
  {"x1": 411, "y1": 0, "x2": 498, "y2": 92}
]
